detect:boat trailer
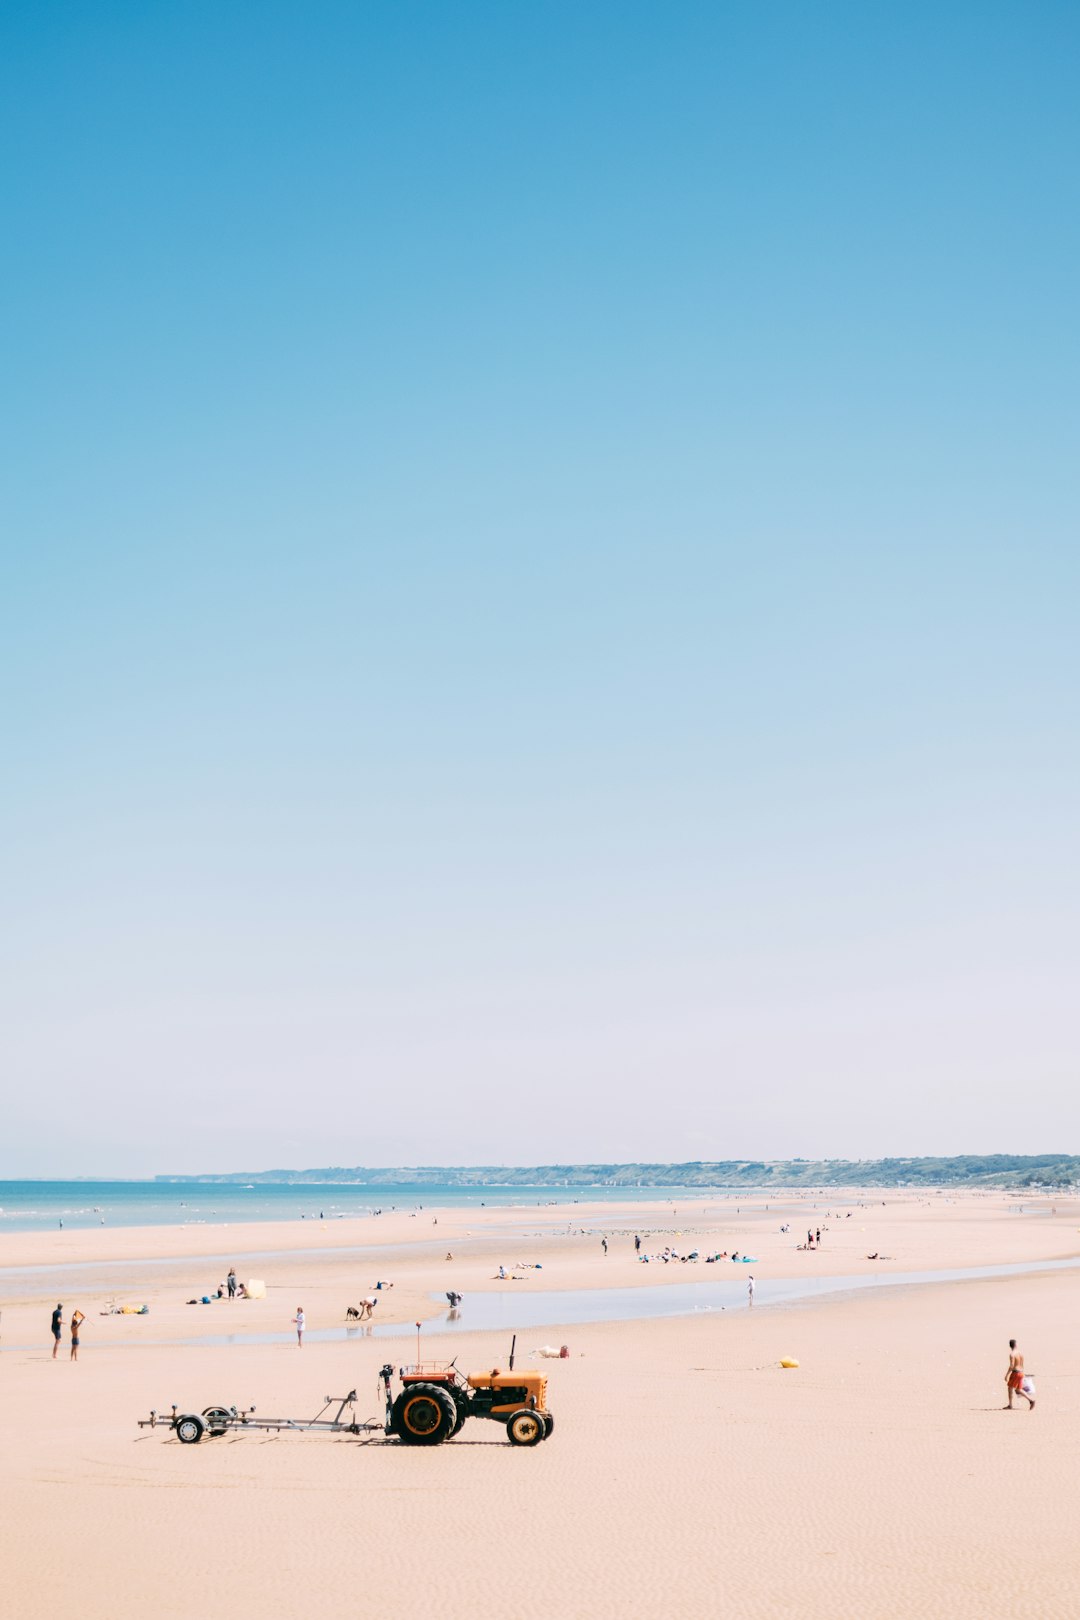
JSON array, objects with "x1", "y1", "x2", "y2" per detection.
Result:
[{"x1": 137, "y1": 1369, "x2": 397, "y2": 1444}]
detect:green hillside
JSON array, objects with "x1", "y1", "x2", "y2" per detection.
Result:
[{"x1": 157, "y1": 1154, "x2": 1080, "y2": 1189}]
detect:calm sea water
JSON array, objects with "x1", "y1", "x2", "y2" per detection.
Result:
[{"x1": 0, "y1": 1181, "x2": 717, "y2": 1234}]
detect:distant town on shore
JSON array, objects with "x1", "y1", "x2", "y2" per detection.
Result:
[{"x1": 155, "y1": 1155, "x2": 1080, "y2": 1189}]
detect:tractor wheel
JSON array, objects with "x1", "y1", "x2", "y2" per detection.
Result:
[
  {"x1": 176, "y1": 1413, "x2": 206, "y2": 1445},
  {"x1": 541, "y1": 1414, "x2": 554, "y2": 1440},
  {"x1": 202, "y1": 1406, "x2": 233, "y2": 1437},
  {"x1": 506, "y1": 1409, "x2": 545, "y2": 1447},
  {"x1": 391, "y1": 1384, "x2": 457, "y2": 1445}
]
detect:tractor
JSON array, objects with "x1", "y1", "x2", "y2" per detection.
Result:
[{"x1": 382, "y1": 1343, "x2": 553, "y2": 1447}]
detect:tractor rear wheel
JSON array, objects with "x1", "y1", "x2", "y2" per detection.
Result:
[
  {"x1": 176, "y1": 1413, "x2": 206, "y2": 1445},
  {"x1": 391, "y1": 1384, "x2": 457, "y2": 1445},
  {"x1": 506, "y1": 1409, "x2": 545, "y2": 1447}
]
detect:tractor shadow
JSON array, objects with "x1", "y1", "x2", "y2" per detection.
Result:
[{"x1": 344, "y1": 1435, "x2": 514, "y2": 1448}]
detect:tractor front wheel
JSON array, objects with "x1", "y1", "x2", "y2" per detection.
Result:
[
  {"x1": 391, "y1": 1384, "x2": 457, "y2": 1445},
  {"x1": 506, "y1": 1409, "x2": 545, "y2": 1447}
]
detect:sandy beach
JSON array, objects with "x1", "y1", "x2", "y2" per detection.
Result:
[{"x1": 3, "y1": 1190, "x2": 1079, "y2": 1618}]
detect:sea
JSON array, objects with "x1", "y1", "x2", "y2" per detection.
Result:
[{"x1": 0, "y1": 1180, "x2": 718, "y2": 1234}]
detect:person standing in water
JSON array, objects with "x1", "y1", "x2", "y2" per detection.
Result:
[
  {"x1": 293, "y1": 1306, "x2": 305, "y2": 1347},
  {"x1": 1005, "y1": 1338, "x2": 1035, "y2": 1409},
  {"x1": 747, "y1": 1275, "x2": 755, "y2": 1308}
]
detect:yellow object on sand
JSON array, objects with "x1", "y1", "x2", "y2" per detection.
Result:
[
  {"x1": 780, "y1": 1358, "x2": 800, "y2": 1369},
  {"x1": 244, "y1": 1278, "x2": 267, "y2": 1299}
]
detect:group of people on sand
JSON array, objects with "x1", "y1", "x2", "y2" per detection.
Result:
[
  {"x1": 345, "y1": 1297, "x2": 379, "y2": 1321},
  {"x1": 190, "y1": 1268, "x2": 249, "y2": 1303},
  {"x1": 342, "y1": 1280, "x2": 394, "y2": 1321},
  {"x1": 638, "y1": 1244, "x2": 700, "y2": 1263},
  {"x1": 796, "y1": 1227, "x2": 824, "y2": 1250},
  {"x1": 50, "y1": 1304, "x2": 84, "y2": 1361}
]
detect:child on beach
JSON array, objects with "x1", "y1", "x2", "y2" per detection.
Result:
[{"x1": 293, "y1": 1307, "x2": 305, "y2": 1347}]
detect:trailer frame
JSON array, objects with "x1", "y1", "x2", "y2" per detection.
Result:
[{"x1": 137, "y1": 1370, "x2": 397, "y2": 1443}]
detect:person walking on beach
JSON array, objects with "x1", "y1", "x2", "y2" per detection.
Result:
[
  {"x1": 69, "y1": 1311, "x2": 83, "y2": 1361},
  {"x1": 1005, "y1": 1338, "x2": 1035, "y2": 1410},
  {"x1": 51, "y1": 1303, "x2": 63, "y2": 1358},
  {"x1": 602, "y1": 1237, "x2": 608, "y2": 1256},
  {"x1": 634, "y1": 1234, "x2": 641, "y2": 1253},
  {"x1": 747, "y1": 1275, "x2": 755, "y2": 1308},
  {"x1": 293, "y1": 1306, "x2": 305, "y2": 1347}
]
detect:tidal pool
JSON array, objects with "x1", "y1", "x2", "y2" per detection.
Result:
[{"x1": 67, "y1": 1252, "x2": 1079, "y2": 1350}]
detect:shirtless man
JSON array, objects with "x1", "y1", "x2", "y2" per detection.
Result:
[{"x1": 1005, "y1": 1338, "x2": 1035, "y2": 1410}]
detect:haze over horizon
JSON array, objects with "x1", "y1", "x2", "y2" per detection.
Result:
[{"x1": 4, "y1": 4, "x2": 1078, "y2": 1178}]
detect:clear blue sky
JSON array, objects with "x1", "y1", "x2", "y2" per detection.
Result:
[{"x1": 3, "y1": 2, "x2": 1078, "y2": 1175}]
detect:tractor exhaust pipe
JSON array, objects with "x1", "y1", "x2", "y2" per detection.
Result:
[{"x1": 509, "y1": 1334, "x2": 516, "y2": 1371}]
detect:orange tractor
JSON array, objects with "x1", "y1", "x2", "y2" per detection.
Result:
[{"x1": 382, "y1": 1338, "x2": 553, "y2": 1446}]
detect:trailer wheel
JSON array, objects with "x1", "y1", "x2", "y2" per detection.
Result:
[
  {"x1": 391, "y1": 1384, "x2": 457, "y2": 1445},
  {"x1": 541, "y1": 1414, "x2": 554, "y2": 1440},
  {"x1": 202, "y1": 1406, "x2": 232, "y2": 1437},
  {"x1": 506, "y1": 1409, "x2": 545, "y2": 1447},
  {"x1": 176, "y1": 1413, "x2": 206, "y2": 1445}
]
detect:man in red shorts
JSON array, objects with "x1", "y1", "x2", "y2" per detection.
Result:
[{"x1": 1005, "y1": 1338, "x2": 1035, "y2": 1410}]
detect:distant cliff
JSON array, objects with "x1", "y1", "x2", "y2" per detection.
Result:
[{"x1": 155, "y1": 1155, "x2": 1080, "y2": 1189}]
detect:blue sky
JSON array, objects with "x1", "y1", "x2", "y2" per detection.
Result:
[{"x1": 3, "y1": 3, "x2": 1078, "y2": 1174}]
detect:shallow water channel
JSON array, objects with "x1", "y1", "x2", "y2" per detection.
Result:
[{"x1": 120, "y1": 1254, "x2": 1080, "y2": 1349}]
